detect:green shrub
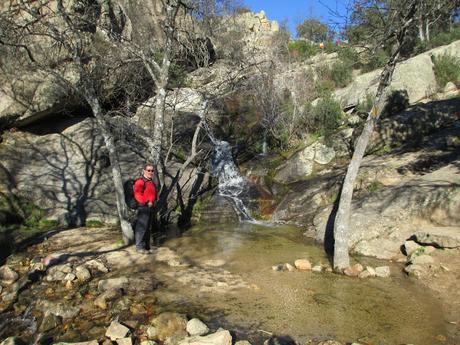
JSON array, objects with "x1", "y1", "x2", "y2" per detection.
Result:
[
  {"x1": 288, "y1": 40, "x2": 319, "y2": 60},
  {"x1": 361, "y1": 49, "x2": 389, "y2": 72},
  {"x1": 337, "y1": 46, "x2": 360, "y2": 68},
  {"x1": 310, "y1": 97, "x2": 343, "y2": 137},
  {"x1": 329, "y1": 61, "x2": 353, "y2": 88},
  {"x1": 432, "y1": 52, "x2": 460, "y2": 88}
]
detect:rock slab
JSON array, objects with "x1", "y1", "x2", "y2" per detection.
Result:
[{"x1": 414, "y1": 227, "x2": 460, "y2": 248}]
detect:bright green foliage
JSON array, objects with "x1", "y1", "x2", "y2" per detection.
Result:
[{"x1": 432, "y1": 52, "x2": 460, "y2": 88}]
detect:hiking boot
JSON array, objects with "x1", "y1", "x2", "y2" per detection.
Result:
[{"x1": 136, "y1": 248, "x2": 149, "y2": 254}]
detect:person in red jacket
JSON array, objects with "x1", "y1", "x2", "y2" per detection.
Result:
[{"x1": 133, "y1": 163, "x2": 157, "y2": 254}]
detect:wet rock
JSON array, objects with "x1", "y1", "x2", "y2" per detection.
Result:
[
  {"x1": 94, "y1": 288, "x2": 123, "y2": 309},
  {"x1": 75, "y1": 266, "x2": 91, "y2": 282},
  {"x1": 39, "y1": 312, "x2": 62, "y2": 332},
  {"x1": 294, "y1": 259, "x2": 311, "y2": 271},
  {"x1": 36, "y1": 300, "x2": 80, "y2": 319},
  {"x1": 0, "y1": 266, "x2": 19, "y2": 285},
  {"x1": 235, "y1": 341, "x2": 252, "y2": 345},
  {"x1": 106, "y1": 320, "x2": 130, "y2": 340},
  {"x1": 178, "y1": 330, "x2": 232, "y2": 345},
  {"x1": 375, "y1": 266, "x2": 391, "y2": 278},
  {"x1": 116, "y1": 338, "x2": 132, "y2": 345},
  {"x1": 186, "y1": 318, "x2": 209, "y2": 336},
  {"x1": 140, "y1": 342, "x2": 158, "y2": 345},
  {"x1": 317, "y1": 341, "x2": 343, "y2": 345},
  {"x1": 0, "y1": 285, "x2": 2, "y2": 294},
  {"x1": 410, "y1": 254, "x2": 434, "y2": 265},
  {"x1": 98, "y1": 277, "x2": 129, "y2": 293},
  {"x1": 343, "y1": 264, "x2": 364, "y2": 277},
  {"x1": 151, "y1": 312, "x2": 187, "y2": 342}
]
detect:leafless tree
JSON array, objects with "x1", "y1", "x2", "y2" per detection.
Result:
[{"x1": 333, "y1": 0, "x2": 419, "y2": 270}]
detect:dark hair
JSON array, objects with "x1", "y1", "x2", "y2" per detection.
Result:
[{"x1": 143, "y1": 162, "x2": 154, "y2": 170}]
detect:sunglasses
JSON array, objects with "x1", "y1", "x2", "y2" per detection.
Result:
[{"x1": 145, "y1": 169, "x2": 154, "y2": 172}]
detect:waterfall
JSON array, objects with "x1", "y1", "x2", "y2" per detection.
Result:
[{"x1": 212, "y1": 140, "x2": 254, "y2": 222}]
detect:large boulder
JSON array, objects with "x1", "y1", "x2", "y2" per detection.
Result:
[
  {"x1": 313, "y1": 163, "x2": 460, "y2": 259},
  {"x1": 334, "y1": 40, "x2": 460, "y2": 107}
]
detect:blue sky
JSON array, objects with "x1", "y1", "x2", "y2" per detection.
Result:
[{"x1": 242, "y1": 0, "x2": 349, "y2": 37}]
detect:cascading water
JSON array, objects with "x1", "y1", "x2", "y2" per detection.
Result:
[{"x1": 211, "y1": 140, "x2": 254, "y2": 222}]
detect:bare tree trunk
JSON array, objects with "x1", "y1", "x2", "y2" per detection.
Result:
[
  {"x1": 333, "y1": 1, "x2": 418, "y2": 271},
  {"x1": 418, "y1": 19, "x2": 426, "y2": 41},
  {"x1": 85, "y1": 90, "x2": 134, "y2": 244}
]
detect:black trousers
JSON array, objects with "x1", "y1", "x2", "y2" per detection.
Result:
[{"x1": 134, "y1": 205, "x2": 153, "y2": 250}]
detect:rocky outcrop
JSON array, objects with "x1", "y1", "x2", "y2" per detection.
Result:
[
  {"x1": 334, "y1": 40, "x2": 460, "y2": 107},
  {"x1": 313, "y1": 161, "x2": 460, "y2": 259},
  {"x1": 274, "y1": 142, "x2": 336, "y2": 184}
]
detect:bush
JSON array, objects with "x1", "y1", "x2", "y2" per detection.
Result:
[
  {"x1": 432, "y1": 52, "x2": 460, "y2": 88},
  {"x1": 361, "y1": 49, "x2": 389, "y2": 72},
  {"x1": 288, "y1": 40, "x2": 319, "y2": 60},
  {"x1": 309, "y1": 97, "x2": 342, "y2": 137},
  {"x1": 329, "y1": 61, "x2": 353, "y2": 88}
]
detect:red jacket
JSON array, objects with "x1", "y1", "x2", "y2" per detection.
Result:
[{"x1": 134, "y1": 178, "x2": 157, "y2": 205}]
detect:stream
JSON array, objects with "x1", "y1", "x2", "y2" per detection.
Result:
[{"x1": 152, "y1": 222, "x2": 447, "y2": 345}]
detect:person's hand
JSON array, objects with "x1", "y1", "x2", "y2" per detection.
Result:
[{"x1": 148, "y1": 202, "x2": 153, "y2": 207}]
